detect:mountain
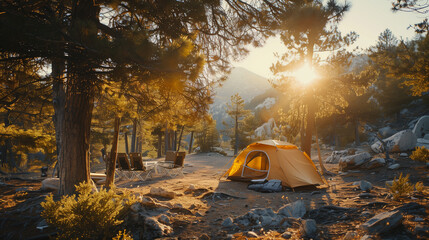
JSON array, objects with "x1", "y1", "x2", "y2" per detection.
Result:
[{"x1": 210, "y1": 67, "x2": 272, "y2": 130}]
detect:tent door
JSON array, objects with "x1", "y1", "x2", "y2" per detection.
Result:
[{"x1": 241, "y1": 150, "x2": 270, "y2": 180}]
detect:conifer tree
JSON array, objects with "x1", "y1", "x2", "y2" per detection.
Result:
[{"x1": 225, "y1": 94, "x2": 251, "y2": 155}]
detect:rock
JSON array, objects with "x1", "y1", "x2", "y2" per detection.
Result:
[
  {"x1": 173, "y1": 203, "x2": 183, "y2": 208},
  {"x1": 359, "y1": 210, "x2": 402, "y2": 234},
  {"x1": 360, "y1": 235, "x2": 376, "y2": 240},
  {"x1": 281, "y1": 232, "x2": 292, "y2": 239},
  {"x1": 359, "y1": 180, "x2": 373, "y2": 192},
  {"x1": 260, "y1": 215, "x2": 273, "y2": 226},
  {"x1": 360, "y1": 211, "x2": 372, "y2": 218},
  {"x1": 325, "y1": 149, "x2": 357, "y2": 163},
  {"x1": 130, "y1": 202, "x2": 141, "y2": 213},
  {"x1": 412, "y1": 115, "x2": 429, "y2": 138},
  {"x1": 188, "y1": 184, "x2": 196, "y2": 190},
  {"x1": 278, "y1": 200, "x2": 306, "y2": 218},
  {"x1": 150, "y1": 187, "x2": 176, "y2": 199},
  {"x1": 378, "y1": 126, "x2": 397, "y2": 138},
  {"x1": 395, "y1": 202, "x2": 426, "y2": 215},
  {"x1": 352, "y1": 181, "x2": 360, "y2": 186},
  {"x1": 244, "y1": 231, "x2": 258, "y2": 238},
  {"x1": 36, "y1": 219, "x2": 48, "y2": 231},
  {"x1": 299, "y1": 219, "x2": 317, "y2": 237},
  {"x1": 416, "y1": 138, "x2": 429, "y2": 148},
  {"x1": 399, "y1": 153, "x2": 408, "y2": 157},
  {"x1": 371, "y1": 130, "x2": 417, "y2": 153},
  {"x1": 339, "y1": 152, "x2": 371, "y2": 171},
  {"x1": 222, "y1": 217, "x2": 234, "y2": 228},
  {"x1": 413, "y1": 216, "x2": 424, "y2": 222},
  {"x1": 365, "y1": 158, "x2": 386, "y2": 169},
  {"x1": 388, "y1": 163, "x2": 400, "y2": 170},
  {"x1": 141, "y1": 196, "x2": 156, "y2": 205},
  {"x1": 359, "y1": 193, "x2": 375, "y2": 199},
  {"x1": 144, "y1": 217, "x2": 172, "y2": 239},
  {"x1": 343, "y1": 231, "x2": 357, "y2": 240},
  {"x1": 159, "y1": 214, "x2": 171, "y2": 225},
  {"x1": 41, "y1": 178, "x2": 60, "y2": 192}
]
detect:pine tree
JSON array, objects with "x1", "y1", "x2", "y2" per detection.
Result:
[{"x1": 224, "y1": 94, "x2": 251, "y2": 155}]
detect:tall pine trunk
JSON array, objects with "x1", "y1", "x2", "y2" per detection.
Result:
[
  {"x1": 124, "y1": 132, "x2": 129, "y2": 154},
  {"x1": 302, "y1": 40, "x2": 315, "y2": 158},
  {"x1": 131, "y1": 118, "x2": 137, "y2": 152},
  {"x1": 59, "y1": 90, "x2": 94, "y2": 195},
  {"x1": 52, "y1": 58, "x2": 65, "y2": 178},
  {"x1": 59, "y1": 0, "x2": 99, "y2": 195},
  {"x1": 188, "y1": 131, "x2": 194, "y2": 154},
  {"x1": 355, "y1": 118, "x2": 360, "y2": 146},
  {"x1": 177, "y1": 125, "x2": 185, "y2": 151},
  {"x1": 105, "y1": 116, "x2": 120, "y2": 189}
]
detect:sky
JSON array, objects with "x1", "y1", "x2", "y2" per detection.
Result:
[{"x1": 232, "y1": 0, "x2": 426, "y2": 78}]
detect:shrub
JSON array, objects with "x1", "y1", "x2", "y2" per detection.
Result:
[
  {"x1": 41, "y1": 182, "x2": 136, "y2": 240},
  {"x1": 414, "y1": 181, "x2": 425, "y2": 193},
  {"x1": 387, "y1": 173, "x2": 414, "y2": 200},
  {"x1": 410, "y1": 146, "x2": 429, "y2": 162}
]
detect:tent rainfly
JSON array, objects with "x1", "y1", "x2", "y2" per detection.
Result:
[{"x1": 225, "y1": 140, "x2": 326, "y2": 188}]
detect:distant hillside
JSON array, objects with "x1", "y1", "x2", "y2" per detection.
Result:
[{"x1": 210, "y1": 67, "x2": 272, "y2": 131}]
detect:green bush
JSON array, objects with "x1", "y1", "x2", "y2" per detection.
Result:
[
  {"x1": 41, "y1": 182, "x2": 136, "y2": 240},
  {"x1": 410, "y1": 146, "x2": 429, "y2": 162}
]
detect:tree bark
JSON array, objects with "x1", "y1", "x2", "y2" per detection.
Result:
[
  {"x1": 302, "y1": 40, "x2": 315, "y2": 158},
  {"x1": 52, "y1": 58, "x2": 65, "y2": 178},
  {"x1": 177, "y1": 125, "x2": 185, "y2": 151},
  {"x1": 157, "y1": 132, "x2": 162, "y2": 158},
  {"x1": 234, "y1": 113, "x2": 238, "y2": 155},
  {"x1": 131, "y1": 118, "x2": 137, "y2": 152},
  {"x1": 59, "y1": 90, "x2": 94, "y2": 195},
  {"x1": 188, "y1": 131, "x2": 194, "y2": 154},
  {"x1": 105, "y1": 116, "x2": 120, "y2": 189},
  {"x1": 124, "y1": 131, "x2": 129, "y2": 154},
  {"x1": 164, "y1": 123, "x2": 169, "y2": 155}
]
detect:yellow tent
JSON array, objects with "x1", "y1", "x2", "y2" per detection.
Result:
[{"x1": 225, "y1": 140, "x2": 326, "y2": 188}]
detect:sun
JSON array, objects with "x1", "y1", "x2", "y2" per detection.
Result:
[{"x1": 294, "y1": 63, "x2": 318, "y2": 85}]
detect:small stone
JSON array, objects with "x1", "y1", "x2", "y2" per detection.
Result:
[
  {"x1": 222, "y1": 217, "x2": 234, "y2": 228},
  {"x1": 188, "y1": 184, "x2": 196, "y2": 190},
  {"x1": 359, "y1": 193, "x2": 376, "y2": 199},
  {"x1": 173, "y1": 203, "x2": 183, "y2": 208},
  {"x1": 244, "y1": 231, "x2": 258, "y2": 238},
  {"x1": 388, "y1": 163, "x2": 400, "y2": 170},
  {"x1": 352, "y1": 181, "x2": 360, "y2": 186},
  {"x1": 299, "y1": 219, "x2": 317, "y2": 237},
  {"x1": 278, "y1": 200, "x2": 306, "y2": 218},
  {"x1": 311, "y1": 191, "x2": 321, "y2": 195},
  {"x1": 359, "y1": 180, "x2": 373, "y2": 192},
  {"x1": 130, "y1": 202, "x2": 141, "y2": 213},
  {"x1": 158, "y1": 214, "x2": 171, "y2": 225},
  {"x1": 281, "y1": 232, "x2": 292, "y2": 239},
  {"x1": 360, "y1": 235, "x2": 376, "y2": 240},
  {"x1": 360, "y1": 211, "x2": 372, "y2": 218},
  {"x1": 399, "y1": 153, "x2": 408, "y2": 157},
  {"x1": 413, "y1": 217, "x2": 424, "y2": 222},
  {"x1": 150, "y1": 187, "x2": 176, "y2": 199},
  {"x1": 343, "y1": 231, "x2": 357, "y2": 240}
]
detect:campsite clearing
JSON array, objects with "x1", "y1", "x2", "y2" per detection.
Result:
[{"x1": 0, "y1": 150, "x2": 428, "y2": 239}]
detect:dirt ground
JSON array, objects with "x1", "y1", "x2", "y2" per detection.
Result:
[{"x1": 0, "y1": 149, "x2": 428, "y2": 239}]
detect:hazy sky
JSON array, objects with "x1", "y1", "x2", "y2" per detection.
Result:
[{"x1": 233, "y1": 0, "x2": 426, "y2": 78}]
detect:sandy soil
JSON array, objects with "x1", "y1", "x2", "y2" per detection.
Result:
[{"x1": 0, "y1": 150, "x2": 428, "y2": 239}]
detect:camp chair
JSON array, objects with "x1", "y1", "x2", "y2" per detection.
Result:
[
  {"x1": 128, "y1": 152, "x2": 152, "y2": 180},
  {"x1": 115, "y1": 153, "x2": 133, "y2": 179},
  {"x1": 157, "y1": 151, "x2": 186, "y2": 178}
]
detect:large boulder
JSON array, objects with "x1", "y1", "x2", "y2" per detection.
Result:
[
  {"x1": 371, "y1": 130, "x2": 417, "y2": 153},
  {"x1": 339, "y1": 152, "x2": 371, "y2": 171},
  {"x1": 365, "y1": 158, "x2": 386, "y2": 169},
  {"x1": 378, "y1": 126, "x2": 397, "y2": 138},
  {"x1": 359, "y1": 210, "x2": 403, "y2": 234},
  {"x1": 412, "y1": 115, "x2": 429, "y2": 138},
  {"x1": 416, "y1": 138, "x2": 429, "y2": 149},
  {"x1": 325, "y1": 150, "x2": 350, "y2": 164},
  {"x1": 41, "y1": 178, "x2": 60, "y2": 192}
]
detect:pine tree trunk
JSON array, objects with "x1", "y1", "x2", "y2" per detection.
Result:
[
  {"x1": 59, "y1": 91, "x2": 94, "y2": 195},
  {"x1": 157, "y1": 132, "x2": 162, "y2": 158},
  {"x1": 124, "y1": 131, "x2": 129, "y2": 154},
  {"x1": 164, "y1": 123, "x2": 169, "y2": 155},
  {"x1": 105, "y1": 116, "x2": 120, "y2": 189},
  {"x1": 177, "y1": 125, "x2": 185, "y2": 151},
  {"x1": 131, "y1": 118, "x2": 137, "y2": 152},
  {"x1": 189, "y1": 131, "x2": 194, "y2": 154},
  {"x1": 52, "y1": 58, "x2": 65, "y2": 175},
  {"x1": 302, "y1": 40, "x2": 315, "y2": 158}
]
